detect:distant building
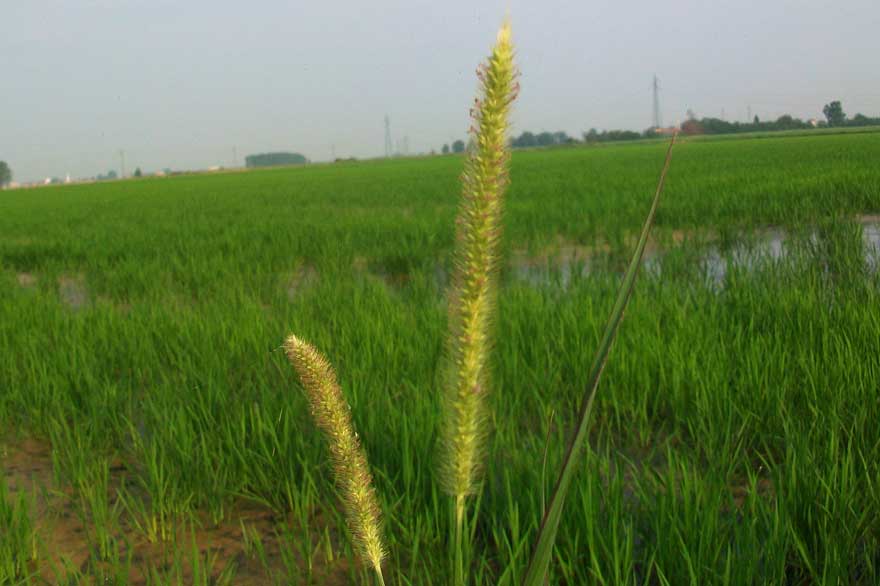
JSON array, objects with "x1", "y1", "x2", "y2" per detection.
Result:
[
  {"x1": 653, "y1": 126, "x2": 678, "y2": 136},
  {"x1": 245, "y1": 152, "x2": 308, "y2": 168}
]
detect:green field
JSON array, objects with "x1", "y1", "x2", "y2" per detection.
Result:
[{"x1": 2, "y1": 131, "x2": 880, "y2": 584}]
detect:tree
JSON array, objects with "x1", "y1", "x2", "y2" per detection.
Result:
[
  {"x1": 604, "y1": 130, "x2": 641, "y2": 141},
  {"x1": 699, "y1": 117, "x2": 738, "y2": 134},
  {"x1": 512, "y1": 131, "x2": 537, "y2": 147},
  {"x1": 133, "y1": 167, "x2": 142, "y2": 178},
  {"x1": 848, "y1": 113, "x2": 880, "y2": 127},
  {"x1": 771, "y1": 114, "x2": 810, "y2": 131},
  {"x1": 536, "y1": 131, "x2": 555, "y2": 146},
  {"x1": 442, "y1": 144, "x2": 450, "y2": 155},
  {"x1": 681, "y1": 119, "x2": 704, "y2": 135},
  {"x1": 823, "y1": 101, "x2": 846, "y2": 127},
  {"x1": 553, "y1": 131, "x2": 573, "y2": 145},
  {"x1": 0, "y1": 161, "x2": 11, "y2": 187},
  {"x1": 753, "y1": 115, "x2": 760, "y2": 125},
  {"x1": 451, "y1": 140, "x2": 465, "y2": 153},
  {"x1": 583, "y1": 128, "x2": 599, "y2": 143}
]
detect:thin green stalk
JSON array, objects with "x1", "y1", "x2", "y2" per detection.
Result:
[
  {"x1": 522, "y1": 133, "x2": 678, "y2": 586},
  {"x1": 455, "y1": 494, "x2": 466, "y2": 586}
]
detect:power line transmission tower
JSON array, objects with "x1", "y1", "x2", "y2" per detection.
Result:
[
  {"x1": 384, "y1": 115, "x2": 393, "y2": 158},
  {"x1": 652, "y1": 75, "x2": 662, "y2": 129},
  {"x1": 119, "y1": 149, "x2": 126, "y2": 178}
]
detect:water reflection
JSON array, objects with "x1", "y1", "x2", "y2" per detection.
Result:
[{"x1": 509, "y1": 221, "x2": 880, "y2": 289}]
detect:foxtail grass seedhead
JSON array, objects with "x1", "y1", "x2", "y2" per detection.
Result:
[
  {"x1": 284, "y1": 335, "x2": 385, "y2": 576},
  {"x1": 441, "y1": 21, "x2": 518, "y2": 502}
]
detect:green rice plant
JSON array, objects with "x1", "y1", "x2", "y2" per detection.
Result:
[
  {"x1": 142, "y1": 522, "x2": 236, "y2": 586},
  {"x1": 284, "y1": 335, "x2": 387, "y2": 585},
  {"x1": 270, "y1": 517, "x2": 334, "y2": 585},
  {"x1": 72, "y1": 459, "x2": 122, "y2": 563},
  {"x1": 239, "y1": 520, "x2": 267, "y2": 564},
  {"x1": 117, "y1": 423, "x2": 196, "y2": 544},
  {"x1": 439, "y1": 20, "x2": 518, "y2": 586},
  {"x1": 0, "y1": 474, "x2": 38, "y2": 582},
  {"x1": 75, "y1": 530, "x2": 134, "y2": 586}
]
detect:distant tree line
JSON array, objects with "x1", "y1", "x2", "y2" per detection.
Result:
[
  {"x1": 847, "y1": 113, "x2": 880, "y2": 126},
  {"x1": 444, "y1": 129, "x2": 645, "y2": 151},
  {"x1": 582, "y1": 128, "x2": 644, "y2": 143},
  {"x1": 438, "y1": 100, "x2": 879, "y2": 153},
  {"x1": 511, "y1": 131, "x2": 577, "y2": 148},
  {"x1": 510, "y1": 129, "x2": 647, "y2": 147},
  {"x1": 441, "y1": 132, "x2": 578, "y2": 153},
  {"x1": 245, "y1": 152, "x2": 308, "y2": 168},
  {"x1": 681, "y1": 100, "x2": 879, "y2": 136},
  {"x1": 0, "y1": 161, "x2": 11, "y2": 187},
  {"x1": 680, "y1": 115, "x2": 813, "y2": 135}
]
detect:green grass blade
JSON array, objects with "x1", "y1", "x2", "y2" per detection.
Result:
[{"x1": 522, "y1": 133, "x2": 678, "y2": 586}]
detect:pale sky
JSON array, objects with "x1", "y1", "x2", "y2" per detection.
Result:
[{"x1": 2, "y1": 0, "x2": 878, "y2": 183}]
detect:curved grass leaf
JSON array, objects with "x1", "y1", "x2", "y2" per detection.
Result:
[{"x1": 522, "y1": 133, "x2": 678, "y2": 586}]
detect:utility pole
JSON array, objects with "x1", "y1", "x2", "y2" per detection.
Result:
[
  {"x1": 384, "y1": 115, "x2": 393, "y2": 158},
  {"x1": 331, "y1": 144, "x2": 336, "y2": 161},
  {"x1": 747, "y1": 105, "x2": 752, "y2": 122},
  {"x1": 652, "y1": 75, "x2": 662, "y2": 129},
  {"x1": 232, "y1": 146, "x2": 238, "y2": 167},
  {"x1": 118, "y1": 149, "x2": 126, "y2": 178}
]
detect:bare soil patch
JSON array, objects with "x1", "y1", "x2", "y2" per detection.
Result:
[{"x1": 16, "y1": 272, "x2": 37, "y2": 288}]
